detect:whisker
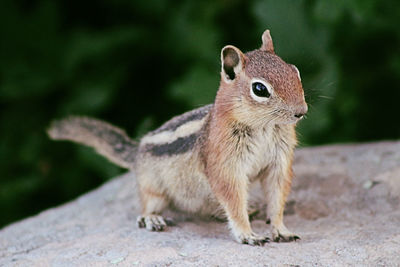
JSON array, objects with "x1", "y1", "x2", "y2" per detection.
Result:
[{"x1": 318, "y1": 95, "x2": 334, "y2": 100}]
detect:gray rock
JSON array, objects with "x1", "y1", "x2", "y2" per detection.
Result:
[{"x1": 1, "y1": 142, "x2": 400, "y2": 266}]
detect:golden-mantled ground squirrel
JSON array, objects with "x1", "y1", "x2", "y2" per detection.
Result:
[{"x1": 48, "y1": 30, "x2": 307, "y2": 246}]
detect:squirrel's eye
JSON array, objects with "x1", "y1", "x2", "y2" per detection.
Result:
[{"x1": 252, "y1": 82, "x2": 270, "y2": 98}]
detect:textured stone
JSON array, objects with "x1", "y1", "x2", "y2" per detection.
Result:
[{"x1": 1, "y1": 141, "x2": 400, "y2": 266}]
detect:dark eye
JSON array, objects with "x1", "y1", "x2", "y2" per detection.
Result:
[{"x1": 252, "y1": 82, "x2": 270, "y2": 98}]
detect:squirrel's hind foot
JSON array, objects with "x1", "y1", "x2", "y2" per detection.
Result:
[
  {"x1": 136, "y1": 215, "x2": 167, "y2": 232},
  {"x1": 272, "y1": 228, "x2": 300, "y2": 242},
  {"x1": 236, "y1": 232, "x2": 270, "y2": 246}
]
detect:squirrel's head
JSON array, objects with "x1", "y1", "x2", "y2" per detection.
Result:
[{"x1": 218, "y1": 30, "x2": 308, "y2": 126}]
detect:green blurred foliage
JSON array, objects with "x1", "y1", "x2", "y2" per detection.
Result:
[{"x1": 0, "y1": 0, "x2": 399, "y2": 227}]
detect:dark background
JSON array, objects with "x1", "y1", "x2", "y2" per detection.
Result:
[{"x1": 1, "y1": 0, "x2": 399, "y2": 228}]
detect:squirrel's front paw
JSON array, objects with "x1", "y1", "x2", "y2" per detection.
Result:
[
  {"x1": 136, "y1": 215, "x2": 167, "y2": 232},
  {"x1": 236, "y1": 232, "x2": 270, "y2": 246},
  {"x1": 272, "y1": 228, "x2": 300, "y2": 242}
]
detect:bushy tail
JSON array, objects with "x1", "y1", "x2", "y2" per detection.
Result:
[{"x1": 47, "y1": 117, "x2": 138, "y2": 169}]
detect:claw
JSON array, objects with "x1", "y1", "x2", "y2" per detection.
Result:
[{"x1": 136, "y1": 216, "x2": 146, "y2": 228}]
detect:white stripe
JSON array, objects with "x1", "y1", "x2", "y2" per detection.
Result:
[{"x1": 142, "y1": 118, "x2": 206, "y2": 145}]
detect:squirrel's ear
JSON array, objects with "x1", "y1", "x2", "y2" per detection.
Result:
[
  {"x1": 260, "y1": 29, "x2": 274, "y2": 53},
  {"x1": 221, "y1": 45, "x2": 246, "y2": 82}
]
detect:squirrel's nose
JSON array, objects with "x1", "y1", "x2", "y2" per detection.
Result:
[
  {"x1": 294, "y1": 113, "x2": 305, "y2": 119},
  {"x1": 294, "y1": 103, "x2": 308, "y2": 119}
]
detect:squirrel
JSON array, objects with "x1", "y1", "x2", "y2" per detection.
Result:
[{"x1": 48, "y1": 30, "x2": 307, "y2": 246}]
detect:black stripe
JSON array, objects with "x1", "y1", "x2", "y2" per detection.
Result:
[
  {"x1": 151, "y1": 104, "x2": 212, "y2": 134},
  {"x1": 145, "y1": 133, "x2": 199, "y2": 156}
]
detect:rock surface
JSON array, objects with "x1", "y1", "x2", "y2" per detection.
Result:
[{"x1": 1, "y1": 142, "x2": 400, "y2": 266}]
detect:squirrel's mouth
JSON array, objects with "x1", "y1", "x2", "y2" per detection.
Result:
[
  {"x1": 273, "y1": 109, "x2": 306, "y2": 125},
  {"x1": 264, "y1": 97, "x2": 307, "y2": 125}
]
